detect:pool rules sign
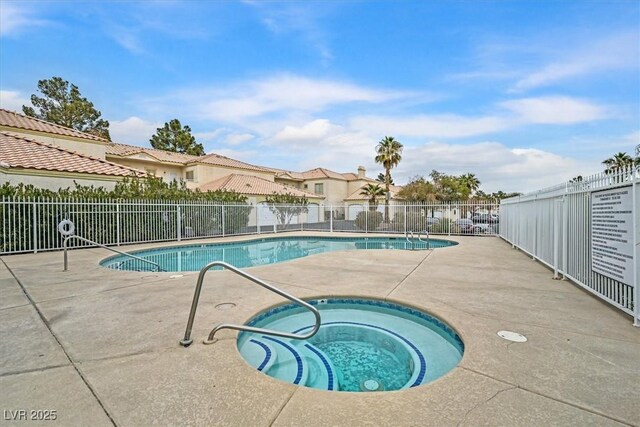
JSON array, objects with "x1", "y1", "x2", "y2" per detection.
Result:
[{"x1": 591, "y1": 186, "x2": 634, "y2": 285}]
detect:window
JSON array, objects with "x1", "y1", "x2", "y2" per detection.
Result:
[
  {"x1": 314, "y1": 183, "x2": 324, "y2": 195},
  {"x1": 185, "y1": 170, "x2": 195, "y2": 181}
]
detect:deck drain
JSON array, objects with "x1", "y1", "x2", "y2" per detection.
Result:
[
  {"x1": 215, "y1": 303, "x2": 236, "y2": 310},
  {"x1": 497, "y1": 330, "x2": 527, "y2": 342},
  {"x1": 361, "y1": 379, "x2": 384, "y2": 392}
]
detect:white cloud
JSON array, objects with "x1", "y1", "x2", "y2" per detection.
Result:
[
  {"x1": 272, "y1": 119, "x2": 345, "y2": 143},
  {"x1": 110, "y1": 116, "x2": 159, "y2": 145},
  {"x1": 510, "y1": 31, "x2": 639, "y2": 92},
  {"x1": 399, "y1": 141, "x2": 582, "y2": 193},
  {"x1": 0, "y1": 2, "x2": 49, "y2": 37},
  {"x1": 501, "y1": 96, "x2": 608, "y2": 124},
  {"x1": 223, "y1": 133, "x2": 255, "y2": 146},
  {"x1": 349, "y1": 114, "x2": 509, "y2": 138},
  {"x1": 0, "y1": 90, "x2": 28, "y2": 111}
]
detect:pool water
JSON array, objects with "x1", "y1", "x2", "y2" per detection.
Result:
[
  {"x1": 237, "y1": 298, "x2": 464, "y2": 392},
  {"x1": 101, "y1": 236, "x2": 457, "y2": 272}
]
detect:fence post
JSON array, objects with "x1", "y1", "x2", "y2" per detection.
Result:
[
  {"x1": 553, "y1": 198, "x2": 562, "y2": 279},
  {"x1": 562, "y1": 195, "x2": 568, "y2": 279},
  {"x1": 177, "y1": 204, "x2": 182, "y2": 242},
  {"x1": 116, "y1": 201, "x2": 121, "y2": 246},
  {"x1": 330, "y1": 206, "x2": 333, "y2": 233},
  {"x1": 32, "y1": 200, "x2": 38, "y2": 254},
  {"x1": 633, "y1": 171, "x2": 639, "y2": 327},
  {"x1": 256, "y1": 204, "x2": 260, "y2": 235},
  {"x1": 221, "y1": 205, "x2": 225, "y2": 237},
  {"x1": 404, "y1": 205, "x2": 407, "y2": 235}
]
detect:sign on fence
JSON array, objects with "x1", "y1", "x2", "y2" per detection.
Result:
[{"x1": 591, "y1": 186, "x2": 634, "y2": 286}]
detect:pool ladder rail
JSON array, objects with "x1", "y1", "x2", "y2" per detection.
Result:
[
  {"x1": 405, "y1": 231, "x2": 430, "y2": 250},
  {"x1": 179, "y1": 261, "x2": 321, "y2": 347},
  {"x1": 63, "y1": 235, "x2": 164, "y2": 272}
]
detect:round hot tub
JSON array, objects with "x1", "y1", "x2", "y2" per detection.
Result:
[{"x1": 237, "y1": 298, "x2": 464, "y2": 392}]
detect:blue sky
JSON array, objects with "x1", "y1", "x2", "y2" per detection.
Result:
[{"x1": 1, "y1": 1, "x2": 638, "y2": 192}]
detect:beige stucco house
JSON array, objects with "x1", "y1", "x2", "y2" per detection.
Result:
[{"x1": 0, "y1": 108, "x2": 399, "y2": 205}]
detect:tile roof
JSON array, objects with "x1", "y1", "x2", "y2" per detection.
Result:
[
  {"x1": 198, "y1": 174, "x2": 323, "y2": 199},
  {"x1": 106, "y1": 143, "x2": 270, "y2": 172},
  {"x1": 0, "y1": 132, "x2": 145, "y2": 177},
  {"x1": 193, "y1": 153, "x2": 270, "y2": 172},
  {"x1": 301, "y1": 168, "x2": 349, "y2": 180},
  {"x1": 0, "y1": 109, "x2": 109, "y2": 143},
  {"x1": 105, "y1": 143, "x2": 201, "y2": 164}
]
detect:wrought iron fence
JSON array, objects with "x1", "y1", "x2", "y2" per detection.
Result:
[
  {"x1": 500, "y1": 168, "x2": 639, "y2": 326},
  {"x1": 0, "y1": 198, "x2": 500, "y2": 254}
]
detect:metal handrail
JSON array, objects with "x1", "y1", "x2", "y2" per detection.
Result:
[
  {"x1": 418, "y1": 230, "x2": 430, "y2": 249},
  {"x1": 406, "y1": 231, "x2": 416, "y2": 250},
  {"x1": 179, "y1": 261, "x2": 321, "y2": 347},
  {"x1": 63, "y1": 235, "x2": 164, "y2": 272}
]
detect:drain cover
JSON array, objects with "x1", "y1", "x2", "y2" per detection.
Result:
[
  {"x1": 361, "y1": 379, "x2": 384, "y2": 392},
  {"x1": 497, "y1": 331, "x2": 527, "y2": 342},
  {"x1": 215, "y1": 303, "x2": 236, "y2": 310}
]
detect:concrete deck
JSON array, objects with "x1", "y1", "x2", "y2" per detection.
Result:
[{"x1": 0, "y1": 234, "x2": 638, "y2": 426}]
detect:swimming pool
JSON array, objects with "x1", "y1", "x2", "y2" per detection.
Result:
[
  {"x1": 237, "y1": 298, "x2": 464, "y2": 392},
  {"x1": 101, "y1": 236, "x2": 457, "y2": 272}
]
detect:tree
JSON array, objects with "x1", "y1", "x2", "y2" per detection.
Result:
[
  {"x1": 150, "y1": 119, "x2": 205, "y2": 156},
  {"x1": 376, "y1": 173, "x2": 393, "y2": 185},
  {"x1": 459, "y1": 173, "x2": 480, "y2": 199},
  {"x1": 22, "y1": 77, "x2": 111, "y2": 140},
  {"x1": 360, "y1": 183, "x2": 386, "y2": 211},
  {"x1": 397, "y1": 176, "x2": 437, "y2": 203},
  {"x1": 265, "y1": 192, "x2": 309, "y2": 229},
  {"x1": 602, "y1": 152, "x2": 634, "y2": 174},
  {"x1": 375, "y1": 136, "x2": 403, "y2": 222}
]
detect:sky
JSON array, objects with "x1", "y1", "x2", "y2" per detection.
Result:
[{"x1": 0, "y1": 1, "x2": 638, "y2": 193}]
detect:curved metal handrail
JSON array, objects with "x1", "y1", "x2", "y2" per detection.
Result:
[
  {"x1": 406, "y1": 231, "x2": 416, "y2": 250},
  {"x1": 179, "y1": 261, "x2": 321, "y2": 347},
  {"x1": 418, "y1": 230, "x2": 430, "y2": 249},
  {"x1": 63, "y1": 235, "x2": 163, "y2": 272}
]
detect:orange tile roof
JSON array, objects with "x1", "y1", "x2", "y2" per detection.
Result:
[
  {"x1": 192, "y1": 153, "x2": 270, "y2": 172},
  {"x1": 198, "y1": 174, "x2": 323, "y2": 199},
  {"x1": 105, "y1": 143, "x2": 201, "y2": 164},
  {"x1": 301, "y1": 168, "x2": 349, "y2": 180},
  {"x1": 106, "y1": 143, "x2": 270, "y2": 172},
  {"x1": 0, "y1": 109, "x2": 109, "y2": 143},
  {"x1": 0, "y1": 132, "x2": 144, "y2": 177}
]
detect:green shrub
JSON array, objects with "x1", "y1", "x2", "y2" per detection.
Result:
[{"x1": 355, "y1": 211, "x2": 383, "y2": 231}]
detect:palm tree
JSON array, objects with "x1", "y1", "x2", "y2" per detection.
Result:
[
  {"x1": 603, "y1": 152, "x2": 634, "y2": 174},
  {"x1": 360, "y1": 183, "x2": 386, "y2": 211},
  {"x1": 459, "y1": 173, "x2": 481, "y2": 199},
  {"x1": 375, "y1": 136, "x2": 403, "y2": 221},
  {"x1": 376, "y1": 173, "x2": 393, "y2": 185}
]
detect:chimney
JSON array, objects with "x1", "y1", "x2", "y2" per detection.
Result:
[{"x1": 357, "y1": 166, "x2": 366, "y2": 179}]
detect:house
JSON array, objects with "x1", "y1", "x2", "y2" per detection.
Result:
[
  {"x1": 0, "y1": 109, "x2": 400, "y2": 206},
  {"x1": 0, "y1": 132, "x2": 144, "y2": 189}
]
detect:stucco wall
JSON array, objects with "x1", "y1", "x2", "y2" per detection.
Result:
[
  {"x1": 302, "y1": 179, "x2": 349, "y2": 206},
  {"x1": 1, "y1": 170, "x2": 119, "y2": 191},
  {"x1": 195, "y1": 165, "x2": 276, "y2": 186},
  {"x1": 107, "y1": 157, "x2": 182, "y2": 182}
]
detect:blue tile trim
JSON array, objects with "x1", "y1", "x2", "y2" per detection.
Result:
[
  {"x1": 246, "y1": 298, "x2": 464, "y2": 355},
  {"x1": 249, "y1": 339, "x2": 272, "y2": 372},
  {"x1": 293, "y1": 321, "x2": 427, "y2": 387},
  {"x1": 304, "y1": 344, "x2": 335, "y2": 391},
  {"x1": 260, "y1": 336, "x2": 304, "y2": 385}
]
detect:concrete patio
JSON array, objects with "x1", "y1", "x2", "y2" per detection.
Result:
[{"x1": 1, "y1": 234, "x2": 638, "y2": 426}]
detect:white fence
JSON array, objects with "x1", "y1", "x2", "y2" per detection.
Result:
[
  {"x1": 500, "y1": 168, "x2": 639, "y2": 326},
  {"x1": 0, "y1": 198, "x2": 500, "y2": 254}
]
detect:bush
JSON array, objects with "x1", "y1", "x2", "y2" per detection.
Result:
[{"x1": 355, "y1": 211, "x2": 383, "y2": 231}]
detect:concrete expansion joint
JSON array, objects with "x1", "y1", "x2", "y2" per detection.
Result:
[
  {"x1": 0, "y1": 363, "x2": 71, "y2": 378},
  {"x1": 268, "y1": 387, "x2": 299, "y2": 426},
  {"x1": 385, "y1": 250, "x2": 434, "y2": 298},
  {"x1": 0, "y1": 258, "x2": 119, "y2": 427},
  {"x1": 459, "y1": 366, "x2": 635, "y2": 426}
]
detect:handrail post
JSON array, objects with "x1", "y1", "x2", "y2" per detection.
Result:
[{"x1": 180, "y1": 261, "x2": 321, "y2": 347}]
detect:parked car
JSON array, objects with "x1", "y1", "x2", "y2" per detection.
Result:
[
  {"x1": 471, "y1": 213, "x2": 499, "y2": 223},
  {"x1": 454, "y1": 218, "x2": 475, "y2": 233},
  {"x1": 425, "y1": 217, "x2": 440, "y2": 231}
]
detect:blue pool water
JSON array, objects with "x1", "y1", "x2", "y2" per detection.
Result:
[
  {"x1": 237, "y1": 298, "x2": 464, "y2": 392},
  {"x1": 100, "y1": 236, "x2": 457, "y2": 272}
]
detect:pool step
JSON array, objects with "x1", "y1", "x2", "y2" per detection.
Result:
[{"x1": 247, "y1": 337, "x2": 338, "y2": 391}]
